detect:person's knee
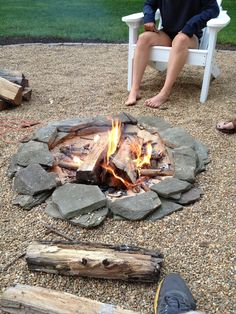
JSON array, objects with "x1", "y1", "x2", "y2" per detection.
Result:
[
  {"x1": 172, "y1": 33, "x2": 190, "y2": 50},
  {"x1": 137, "y1": 32, "x2": 153, "y2": 48}
]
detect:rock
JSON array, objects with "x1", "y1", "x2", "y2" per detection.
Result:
[
  {"x1": 146, "y1": 198, "x2": 183, "y2": 221},
  {"x1": 16, "y1": 141, "x2": 54, "y2": 167},
  {"x1": 51, "y1": 183, "x2": 107, "y2": 219},
  {"x1": 6, "y1": 154, "x2": 23, "y2": 179},
  {"x1": 108, "y1": 191, "x2": 161, "y2": 220},
  {"x1": 69, "y1": 207, "x2": 109, "y2": 228},
  {"x1": 138, "y1": 116, "x2": 172, "y2": 132},
  {"x1": 32, "y1": 125, "x2": 58, "y2": 148},
  {"x1": 113, "y1": 112, "x2": 137, "y2": 125},
  {"x1": 49, "y1": 117, "x2": 96, "y2": 132},
  {"x1": 13, "y1": 191, "x2": 51, "y2": 210},
  {"x1": 171, "y1": 146, "x2": 197, "y2": 183},
  {"x1": 176, "y1": 187, "x2": 202, "y2": 205},
  {"x1": 50, "y1": 131, "x2": 72, "y2": 148},
  {"x1": 158, "y1": 127, "x2": 196, "y2": 149},
  {"x1": 44, "y1": 200, "x2": 64, "y2": 219},
  {"x1": 13, "y1": 164, "x2": 57, "y2": 196},
  {"x1": 150, "y1": 177, "x2": 192, "y2": 198}
]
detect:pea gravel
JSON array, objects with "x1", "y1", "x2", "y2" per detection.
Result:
[{"x1": 0, "y1": 44, "x2": 235, "y2": 314}]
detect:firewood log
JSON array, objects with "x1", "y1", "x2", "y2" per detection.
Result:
[
  {"x1": 26, "y1": 241, "x2": 163, "y2": 282},
  {"x1": 0, "y1": 69, "x2": 29, "y2": 87},
  {"x1": 0, "y1": 77, "x2": 23, "y2": 106},
  {"x1": 0, "y1": 285, "x2": 139, "y2": 314}
]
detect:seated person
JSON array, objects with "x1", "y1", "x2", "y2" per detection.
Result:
[{"x1": 125, "y1": 0, "x2": 219, "y2": 108}]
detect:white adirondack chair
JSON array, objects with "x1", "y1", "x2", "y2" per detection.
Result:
[{"x1": 122, "y1": 0, "x2": 230, "y2": 103}]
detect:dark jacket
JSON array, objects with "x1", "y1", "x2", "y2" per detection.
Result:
[{"x1": 143, "y1": 0, "x2": 220, "y2": 38}]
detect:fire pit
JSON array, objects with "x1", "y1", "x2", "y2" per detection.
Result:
[{"x1": 8, "y1": 112, "x2": 210, "y2": 228}]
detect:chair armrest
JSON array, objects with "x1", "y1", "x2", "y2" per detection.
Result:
[
  {"x1": 207, "y1": 10, "x2": 230, "y2": 29},
  {"x1": 122, "y1": 9, "x2": 160, "y2": 27}
]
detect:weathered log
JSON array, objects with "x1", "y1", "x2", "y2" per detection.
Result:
[
  {"x1": 139, "y1": 168, "x2": 174, "y2": 177},
  {"x1": 26, "y1": 241, "x2": 163, "y2": 282},
  {"x1": 76, "y1": 133, "x2": 108, "y2": 184},
  {"x1": 0, "y1": 77, "x2": 23, "y2": 106},
  {"x1": 0, "y1": 69, "x2": 29, "y2": 87},
  {"x1": 0, "y1": 285, "x2": 139, "y2": 314}
]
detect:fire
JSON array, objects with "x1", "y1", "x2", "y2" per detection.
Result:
[
  {"x1": 106, "y1": 120, "x2": 121, "y2": 164},
  {"x1": 132, "y1": 142, "x2": 153, "y2": 169},
  {"x1": 102, "y1": 163, "x2": 134, "y2": 189}
]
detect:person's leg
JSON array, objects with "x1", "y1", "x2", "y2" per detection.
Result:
[
  {"x1": 145, "y1": 33, "x2": 198, "y2": 108},
  {"x1": 125, "y1": 31, "x2": 172, "y2": 106}
]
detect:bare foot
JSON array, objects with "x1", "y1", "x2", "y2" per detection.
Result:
[
  {"x1": 216, "y1": 121, "x2": 236, "y2": 134},
  {"x1": 145, "y1": 93, "x2": 169, "y2": 109},
  {"x1": 125, "y1": 90, "x2": 141, "y2": 106}
]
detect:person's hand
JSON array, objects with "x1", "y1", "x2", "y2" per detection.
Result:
[{"x1": 144, "y1": 22, "x2": 159, "y2": 33}]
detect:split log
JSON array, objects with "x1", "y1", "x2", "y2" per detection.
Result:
[
  {"x1": 139, "y1": 168, "x2": 174, "y2": 177},
  {"x1": 0, "y1": 77, "x2": 23, "y2": 106},
  {"x1": 111, "y1": 136, "x2": 139, "y2": 184},
  {"x1": 26, "y1": 241, "x2": 163, "y2": 282},
  {"x1": 58, "y1": 160, "x2": 80, "y2": 171},
  {"x1": 22, "y1": 87, "x2": 32, "y2": 101},
  {"x1": 76, "y1": 133, "x2": 108, "y2": 184},
  {"x1": 0, "y1": 69, "x2": 29, "y2": 87},
  {"x1": 0, "y1": 285, "x2": 139, "y2": 314}
]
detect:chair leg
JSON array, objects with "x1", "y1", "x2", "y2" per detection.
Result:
[
  {"x1": 200, "y1": 64, "x2": 212, "y2": 103},
  {"x1": 127, "y1": 53, "x2": 133, "y2": 91}
]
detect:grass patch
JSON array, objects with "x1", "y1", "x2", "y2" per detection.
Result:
[{"x1": 0, "y1": 0, "x2": 234, "y2": 44}]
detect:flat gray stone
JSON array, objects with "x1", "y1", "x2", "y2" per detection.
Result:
[
  {"x1": 52, "y1": 183, "x2": 107, "y2": 219},
  {"x1": 138, "y1": 116, "x2": 172, "y2": 132},
  {"x1": 49, "y1": 117, "x2": 95, "y2": 132},
  {"x1": 113, "y1": 112, "x2": 137, "y2": 125},
  {"x1": 172, "y1": 146, "x2": 197, "y2": 183},
  {"x1": 32, "y1": 125, "x2": 58, "y2": 147},
  {"x1": 150, "y1": 177, "x2": 191, "y2": 198},
  {"x1": 50, "y1": 131, "x2": 72, "y2": 148},
  {"x1": 13, "y1": 191, "x2": 51, "y2": 210},
  {"x1": 108, "y1": 191, "x2": 161, "y2": 220},
  {"x1": 13, "y1": 164, "x2": 57, "y2": 196},
  {"x1": 146, "y1": 198, "x2": 183, "y2": 221},
  {"x1": 159, "y1": 127, "x2": 196, "y2": 149},
  {"x1": 69, "y1": 207, "x2": 109, "y2": 228},
  {"x1": 6, "y1": 154, "x2": 23, "y2": 179},
  {"x1": 16, "y1": 141, "x2": 54, "y2": 167},
  {"x1": 44, "y1": 200, "x2": 64, "y2": 219},
  {"x1": 176, "y1": 187, "x2": 202, "y2": 205}
]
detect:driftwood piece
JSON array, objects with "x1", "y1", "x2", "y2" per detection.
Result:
[
  {"x1": 0, "y1": 285, "x2": 139, "y2": 314},
  {"x1": 42, "y1": 223, "x2": 75, "y2": 242},
  {"x1": 76, "y1": 133, "x2": 108, "y2": 184},
  {"x1": 26, "y1": 241, "x2": 163, "y2": 282},
  {"x1": 111, "y1": 136, "x2": 138, "y2": 184},
  {"x1": 0, "y1": 69, "x2": 29, "y2": 87},
  {"x1": 0, "y1": 77, "x2": 23, "y2": 106}
]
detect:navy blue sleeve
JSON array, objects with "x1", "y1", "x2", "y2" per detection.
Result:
[
  {"x1": 182, "y1": 0, "x2": 220, "y2": 37},
  {"x1": 143, "y1": 0, "x2": 159, "y2": 24}
]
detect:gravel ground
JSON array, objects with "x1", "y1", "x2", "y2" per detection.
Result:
[{"x1": 0, "y1": 44, "x2": 235, "y2": 314}]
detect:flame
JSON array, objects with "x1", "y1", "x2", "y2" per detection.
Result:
[
  {"x1": 73, "y1": 156, "x2": 83, "y2": 167},
  {"x1": 106, "y1": 120, "x2": 121, "y2": 164},
  {"x1": 132, "y1": 142, "x2": 153, "y2": 169},
  {"x1": 102, "y1": 163, "x2": 134, "y2": 189}
]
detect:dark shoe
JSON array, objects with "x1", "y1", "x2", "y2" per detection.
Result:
[{"x1": 154, "y1": 273, "x2": 197, "y2": 314}]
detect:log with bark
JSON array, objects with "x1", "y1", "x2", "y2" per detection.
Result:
[
  {"x1": 26, "y1": 241, "x2": 163, "y2": 282},
  {"x1": 0, "y1": 285, "x2": 139, "y2": 314}
]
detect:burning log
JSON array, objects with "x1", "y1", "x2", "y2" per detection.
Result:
[
  {"x1": 111, "y1": 136, "x2": 138, "y2": 184},
  {"x1": 58, "y1": 160, "x2": 79, "y2": 171},
  {"x1": 0, "y1": 77, "x2": 23, "y2": 106},
  {"x1": 139, "y1": 168, "x2": 174, "y2": 177},
  {"x1": 26, "y1": 241, "x2": 163, "y2": 282},
  {"x1": 76, "y1": 133, "x2": 108, "y2": 184},
  {"x1": 0, "y1": 285, "x2": 139, "y2": 314}
]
